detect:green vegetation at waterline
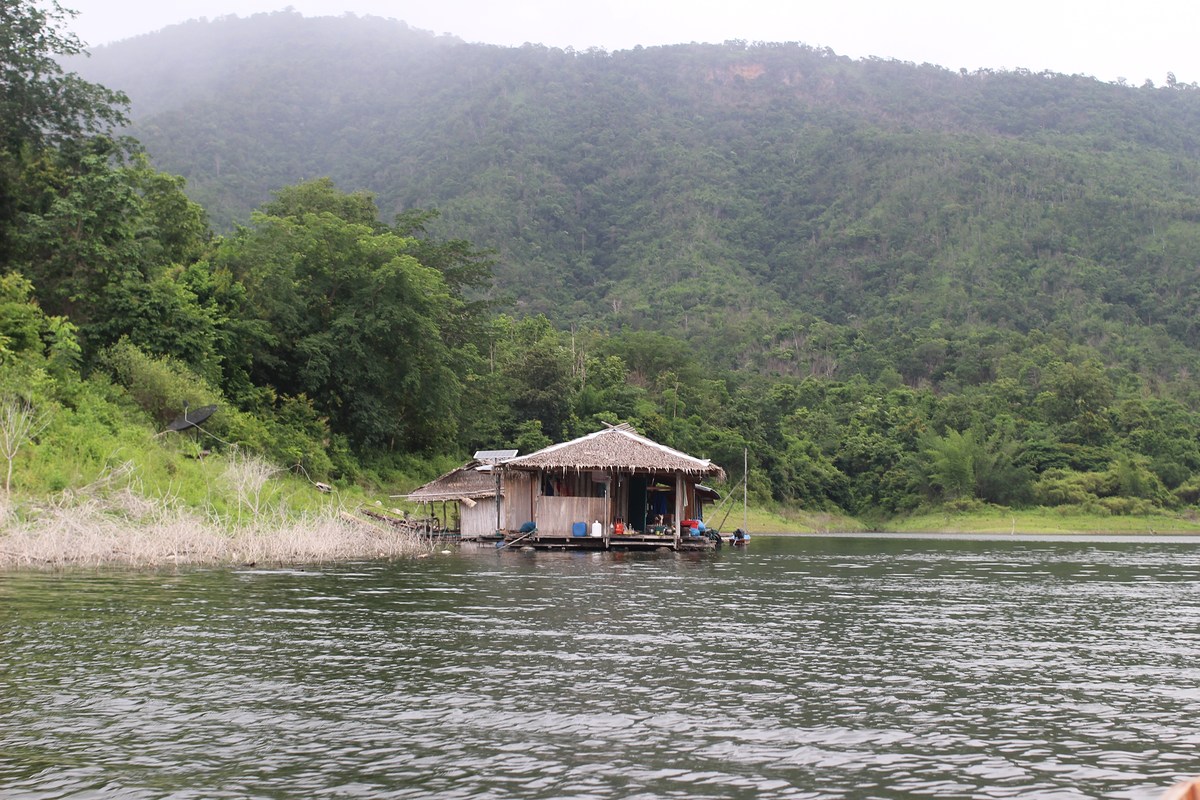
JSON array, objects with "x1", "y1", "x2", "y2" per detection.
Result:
[
  {"x1": 8, "y1": 3, "x2": 1200, "y2": 558},
  {"x1": 884, "y1": 505, "x2": 1200, "y2": 536},
  {"x1": 715, "y1": 499, "x2": 1200, "y2": 537},
  {"x1": 724, "y1": 506, "x2": 868, "y2": 535},
  {"x1": 0, "y1": 395, "x2": 441, "y2": 569}
]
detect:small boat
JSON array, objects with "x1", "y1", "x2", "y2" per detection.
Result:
[{"x1": 729, "y1": 528, "x2": 750, "y2": 546}]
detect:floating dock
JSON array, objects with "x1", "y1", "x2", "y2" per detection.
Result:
[{"x1": 477, "y1": 530, "x2": 720, "y2": 552}]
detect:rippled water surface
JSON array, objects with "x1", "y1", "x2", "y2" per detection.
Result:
[{"x1": 4, "y1": 534, "x2": 1200, "y2": 799}]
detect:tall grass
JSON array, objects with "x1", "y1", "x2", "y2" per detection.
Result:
[
  {"x1": 0, "y1": 360, "x2": 455, "y2": 569},
  {"x1": 0, "y1": 450, "x2": 431, "y2": 570},
  {"x1": 0, "y1": 494, "x2": 430, "y2": 569}
]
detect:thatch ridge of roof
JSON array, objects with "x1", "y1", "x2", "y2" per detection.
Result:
[
  {"x1": 504, "y1": 426, "x2": 726, "y2": 479},
  {"x1": 401, "y1": 462, "x2": 500, "y2": 501}
]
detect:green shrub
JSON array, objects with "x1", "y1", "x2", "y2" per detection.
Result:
[
  {"x1": 97, "y1": 339, "x2": 329, "y2": 474},
  {"x1": 1173, "y1": 481, "x2": 1200, "y2": 506},
  {"x1": 260, "y1": 394, "x2": 335, "y2": 477},
  {"x1": 1097, "y1": 496, "x2": 1157, "y2": 516},
  {"x1": 98, "y1": 338, "x2": 220, "y2": 427},
  {"x1": 1032, "y1": 469, "x2": 1100, "y2": 506},
  {"x1": 1113, "y1": 455, "x2": 1172, "y2": 506}
]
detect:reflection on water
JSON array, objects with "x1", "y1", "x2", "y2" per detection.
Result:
[{"x1": 3, "y1": 535, "x2": 1200, "y2": 799}]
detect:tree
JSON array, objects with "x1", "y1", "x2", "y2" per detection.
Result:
[
  {"x1": 508, "y1": 338, "x2": 574, "y2": 441},
  {"x1": 14, "y1": 139, "x2": 149, "y2": 324},
  {"x1": 973, "y1": 426, "x2": 1034, "y2": 506},
  {"x1": 12, "y1": 143, "x2": 218, "y2": 369},
  {"x1": 0, "y1": 0, "x2": 127, "y2": 153},
  {"x1": 923, "y1": 428, "x2": 979, "y2": 501},
  {"x1": 0, "y1": 272, "x2": 44, "y2": 356},
  {"x1": 0, "y1": 0, "x2": 129, "y2": 261},
  {"x1": 0, "y1": 2, "x2": 213, "y2": 399},
  {"x1": 0, "y1": 268, "x2": 79, "y2": 394},
  {"x1": 215, "y1": 180, "x2": 472, "y2": 451},
  {"x1": 393, "y1": 208, "x2": 495, "y2": 347},
  {"x1": 1036, "y1": 360, "x2": 1115, "y2": 446},
  {"x1": 261, "y1": 177, "x2": 378, "y2": 227}
]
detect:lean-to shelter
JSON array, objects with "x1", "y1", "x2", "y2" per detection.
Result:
[
  {"x1": 400, "y1": 457, "x2": 507, "y2": 536},
  {"x1": 499, "y1": 423, "x2": 726, "y2": 540}
]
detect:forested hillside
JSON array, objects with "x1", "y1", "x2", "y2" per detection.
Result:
[
  {"x1": 8, "y1": 7, "x2": 1200, "y2": 525},
  {"x1": 75, "y1": 13, "x2": 1200, "y2": 384}
]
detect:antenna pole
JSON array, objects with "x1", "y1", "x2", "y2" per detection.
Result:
[{"x1": 743, "y1": 447, "x2": 748, "y2": 532}]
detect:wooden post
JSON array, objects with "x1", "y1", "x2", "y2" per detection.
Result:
[
  {"x1": 495, "y1": 467, "x2": 502, "y2": 534},
  {"x1": 674, "y1": 472, "x2": 684, "y2": 549},
  {"x1": 604, "y1": 469, "x2": 612, "y2": 550},
  {"x1": 534, "y1": 470, "x2": 541, "y2": 534}
]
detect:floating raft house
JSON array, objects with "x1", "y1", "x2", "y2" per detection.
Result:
[{"x1": 423, "y1": 423, "x2": 727, "y2": 551}]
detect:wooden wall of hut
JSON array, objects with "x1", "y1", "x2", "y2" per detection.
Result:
[
  {"x1": 504, "y1": 472, "x2": 534, "y2": 530},
  {"x1": 461, "y1": 501, "x2": 499, "y2": 537},
  {"x1": 537, "y1": 497, "x2": 609, "y2": 534}
]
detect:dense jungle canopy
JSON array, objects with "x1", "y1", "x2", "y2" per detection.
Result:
[{"x1": 7, "y1": 5, "x2": 1200, "y2": 521}]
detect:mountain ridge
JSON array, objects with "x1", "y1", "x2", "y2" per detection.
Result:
[{"x1": 67, "y1": 11, "x2": 1200, "y2": 393}]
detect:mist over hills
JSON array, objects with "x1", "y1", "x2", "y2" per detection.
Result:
[{"x1": 71, "y1": 10, "x2": 1200, "y2": 391}]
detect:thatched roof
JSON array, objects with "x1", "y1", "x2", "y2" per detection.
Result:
[
  {"x1": 504, "y1": 424, "x2": 726, "y2": 479},
  {"x1": 402, "y1": 463, "x2": 499, "y2": 502}
]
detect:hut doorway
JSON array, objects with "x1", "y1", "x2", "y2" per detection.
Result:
[
  {"x1": 638, "y1": 479, "x2": 677, "y2": 532},
  {"x1": 627, "y1": 476, "x2": 648, "y2": 533}
]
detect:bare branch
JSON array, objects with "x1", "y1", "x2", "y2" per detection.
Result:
[{"x1": 0, "y1": 397, "x2": 52, "y2": 496}]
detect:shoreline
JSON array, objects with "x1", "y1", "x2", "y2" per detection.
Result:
[
  {"x1": 879, "y1": 508, "x2": 1200, "y2": 536},
  {"x1": 6, "y1": 498, "x2": 1200, "y2": 571},
  {"x1": 751, "y1": 529, "x2": 1200, "y2": 539},
  {"x1": 743, "y1": 504, "x2": 1200, "y2": 536},
  {"x1": 0, "y1": 497, "x2": 430, "y2": 571}
]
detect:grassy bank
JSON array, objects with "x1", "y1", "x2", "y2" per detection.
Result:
[
  {"x1": 735, "y1": 502, "x2": 1200, "y2": 536},
  {"x1": 715, "y1": 504, "x2": 868, "y2": 534},
  {"x1": 0, "y1": 498, "x2": 430, "y2": 570},
  {"x1": 0, "y1": 449, "x2": 434, "y2": 570},
  {"x1": 883, "y1": 506, "x2": 1200, "y2": 535}
]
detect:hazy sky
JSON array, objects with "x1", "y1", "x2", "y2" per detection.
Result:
[{"x1": 62, "y1": 0, "x2": 1198, "y2": 86}]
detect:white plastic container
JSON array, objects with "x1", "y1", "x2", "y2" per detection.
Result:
[{"x1": 591, "y1": 520, "x2": 602, "y2": 537}]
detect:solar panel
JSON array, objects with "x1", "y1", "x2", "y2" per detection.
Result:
[{"x1": 474, "y1": 449, "x2": 518, "y2": 464}]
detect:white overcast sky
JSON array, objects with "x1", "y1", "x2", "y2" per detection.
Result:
[{"x1": 62, "y1": 0, "x2": 1198, "y2": 86}]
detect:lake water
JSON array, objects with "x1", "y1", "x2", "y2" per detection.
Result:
[{"x1": 3, "y1": 534, "x2": 1200, "y2": 799}]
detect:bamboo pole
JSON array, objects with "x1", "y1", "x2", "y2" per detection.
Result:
[{"x1": 674, "y1": 472, "x2": 684, "y2": 550}]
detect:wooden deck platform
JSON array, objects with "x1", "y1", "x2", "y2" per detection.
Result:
[{"x1": 474, "y1": 531, "x2": 719, "y2": 552}]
